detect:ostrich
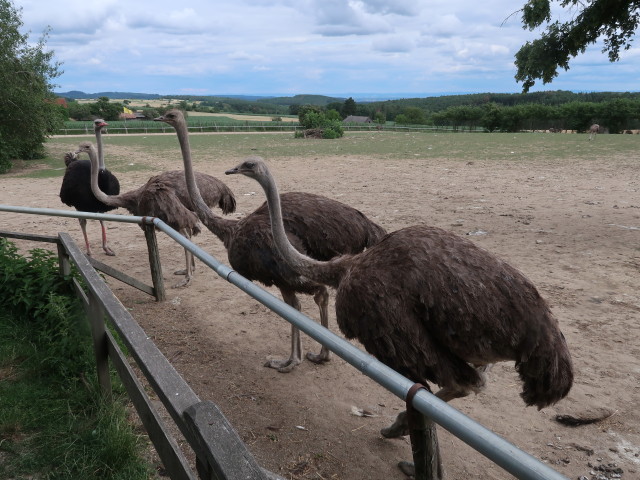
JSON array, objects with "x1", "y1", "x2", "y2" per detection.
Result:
[
  {"x1": 60, "y1": 119, "x2": 120, "y2": 256},
  {"x1": 226, "y1": 156, "x2": 574, "y2": 475},
  {"x1": 154, "y1": 109, "x2": 386, "y2": 372},
  {"x1": 589, "y1": 124, "x2": 600, "y2": 140},
  {"x1": 74, "y1": 141, "x2": 236, "y2": 288}
]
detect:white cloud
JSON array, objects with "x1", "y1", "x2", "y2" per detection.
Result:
[
  {"x1": 357, "y1": 0, "x2": 423, "y2": 16},
  {"x1": 14, "y1": 0, "x2": 640, "y2": 95},
  {"x1": 372, "y1": 36, "x2": 415, "y2": 53}
]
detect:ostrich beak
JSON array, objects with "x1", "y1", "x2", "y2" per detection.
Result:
[
  {"x1": 224, "y1": 166, "x2": 240, "y2": 175},
  {"x1": 153, "y1": 115, "x2": 164, "y2": 122}
]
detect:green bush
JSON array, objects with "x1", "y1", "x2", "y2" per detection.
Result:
[
  {"x1": 297, "y1": 106, "x2": 344, "y2": 139},
  {"x1": 0, "y1": 239, "x2": 152, "y2": 479}
]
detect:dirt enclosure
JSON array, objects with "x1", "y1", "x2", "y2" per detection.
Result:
[{"x1": 1, "y1": 136, "x2": 640, "y2": 480}]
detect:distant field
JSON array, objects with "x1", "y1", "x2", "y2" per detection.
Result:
[
  {"x1": 74, "y1": 98, "x2": 297, "y2": 123},
  {"x1": 187, "y1": 112, "x2": 298, "y2": 122},
  {"x1": 77, "y1": 98, "x2": 176, "y2": 109}
]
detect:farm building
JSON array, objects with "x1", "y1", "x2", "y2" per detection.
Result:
[{"x1": 343, "y1": 115, "x2": 372, "y2": 123}]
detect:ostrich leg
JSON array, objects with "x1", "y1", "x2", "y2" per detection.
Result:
[
  {"x1": 79, "y1": 218, "x2": 92, "y2": 256},
  {"x1": 306, "y1": 288, "x2": 331, "y2": 364},
  {"x1": 264, "y1": 289, "x2": 303, "y2": 373},
  {"x1": 99, "y1": 220, "x2": 115, "y2": 256}
]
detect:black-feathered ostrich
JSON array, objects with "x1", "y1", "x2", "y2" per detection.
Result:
[
  {"x1": 60, "y1": 119, "x2": 120, "y2": 256},
  {"x1": 74, "y1": 141, "x2": 236, "y2": 288},
  {"x1": 226, "y1": 156, "x2": 574, "y2": 475},
  {"x1": 154, "y1": 109, "x2": 387, "y2": 372}
]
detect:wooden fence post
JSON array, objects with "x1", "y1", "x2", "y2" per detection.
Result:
[
  {"x1": 56, "y1": 240, "x2": 71, "y2": 277},
  {"x1": 143, "y1": 222, "x2": 166, "y2": 301},
  {"x1": 87, "y1": 292, "x2": 112, "y2": 400},
  {"x1": 183, "y1": 401, "x2": 277, "y2": 480}
]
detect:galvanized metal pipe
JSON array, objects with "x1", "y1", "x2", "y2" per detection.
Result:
[
  {"x1": 0, "y1": 204, "x2": 568, "y2": 480},
  {"x1": 0, "y1": 204, "x2": 149, "y2": 224}
]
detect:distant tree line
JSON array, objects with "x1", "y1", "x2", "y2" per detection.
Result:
[
  {"x1": 296, "y1": 93, "x2": 640, "y2": 133},
  {"x1": 63, "y1": 93, "x2": 640, "y2": 134}
]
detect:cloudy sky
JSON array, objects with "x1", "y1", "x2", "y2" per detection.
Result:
[{"x1": 16, "y1": 0, "x2": 640, "y2": 99}]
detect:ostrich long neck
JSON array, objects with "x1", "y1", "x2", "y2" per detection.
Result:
[
  {"x1": 86, "y1": 145, "x2": 136, "y2": 211},
  {"x1": 255, "y1": 167, "x2": 348, "y2": 288},
  {"x1": 174, "y1": 119, "x2": 236, "y2": 243},
  {"x1": 95, "y1": 127, "x2": 105, "y2": 170}
]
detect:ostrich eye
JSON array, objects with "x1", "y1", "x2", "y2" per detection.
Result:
[{"x1": 245, "y1": 161, "x2": 255, "y2": 169}]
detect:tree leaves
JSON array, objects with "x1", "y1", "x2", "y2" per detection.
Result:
[
  {"x1": 0, "y1": 0, "x2": 63, "y2": 172},
  {"x1": 515, "y1": 0, "x2": 640, "y2": 92}
]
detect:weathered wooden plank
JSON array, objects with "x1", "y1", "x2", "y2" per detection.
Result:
[
  {"x1": 88, "y1": 256, "x2": 155, "y2": 297},
  {"x1": 143, "y1": 223, "x2": 166, "y2": 301},
  {"x1": 72, "y1": 278, "x2": 89, "y2": 309},
  {"x1": 56, "y1": 242, "x2": 71, "y2": 277},
  {"x1": 0, "y1": 230, "x2": 58, "y2": 243},
  {"x1": 59, "y1": 232, "x2": 201, "y2": 433},
  {"x1": 106, "y1": 330, "x2": 197, "y2": 480},
  {"x1": 183, "y1": 401, "x2": 270, "y2": 480},
  {"x1": 87, "y1": 291, "x2": 112, "y2": 399}
]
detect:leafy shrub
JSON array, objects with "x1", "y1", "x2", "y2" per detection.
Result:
[
  {"x1": 0, "y1": 238, "x2": 90, "y2": 380},
  {"x1": 0, "y1": 238, "x2": 152, "y2": 479},
  {"x1": 297, "y1": 106, "x2": 344, "y2": 139}
]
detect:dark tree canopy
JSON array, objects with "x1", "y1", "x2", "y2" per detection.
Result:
[
  {"x1": 0, "y1": 0, "x2": 63, "y2": 172},
  {"x1": 515, "y1": 0, "x2": 640, "y2": 92}
]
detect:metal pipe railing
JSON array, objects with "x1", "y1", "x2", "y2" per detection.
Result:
[{"x1": 0, "y1": 204, "x2": 568, "y2": 480}]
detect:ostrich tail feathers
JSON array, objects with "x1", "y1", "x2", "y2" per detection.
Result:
[{"x1": 219, "y1": 193, "x2": 237, "y2": 215}]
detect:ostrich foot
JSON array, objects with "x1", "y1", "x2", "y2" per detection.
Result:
[
  {"x1": 381, "y1": 410, "x2": 409, "y2": 438},
  {"x1": 306, "y1": 350, "x2": 331, "y2": 364},
  {"x1": 172, "y1": 276, "x2": 192, "y2": 288},
  {"x1": 398, "y1": 461, "x2": 415, "y2": 477},
  {"x1": 264, "y1": 357, "x2": 302, "y2": 373},
  {"x1": 174, "y1": 268, "x2": 187, "y2": 275},
  {"x1": 398, "y1": 459, "x2": 443, "y2": 479},
  {"x1": 103, "y1": 246, "x2": 116, "y2": 256}
]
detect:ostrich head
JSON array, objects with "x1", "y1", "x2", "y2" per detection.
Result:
[
  {"x1": 154, "y1": 109, "x2": 185, "y2": 126},
  {"x1": 225, "y1": 157, "x2": 276, "y2": 199},
  {"x1": 93, "y1": 118, "x2": 108, "y2": 130},
  {"x1": 225, "y1": 156, "x2": 268, "y2": 181},
  {"x1": 75, "y1": 141, "x2": 95, "y2": 157}
]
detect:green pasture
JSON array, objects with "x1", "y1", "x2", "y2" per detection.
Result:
[
  {"x1": 60, "y1": 115, "x2": 296, "y2": 135},
  {"x1": 11, "y1": 130, "x2": 638, "y2": 180}
]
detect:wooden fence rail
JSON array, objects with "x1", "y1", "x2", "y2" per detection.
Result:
[{"x1": 1, "y1": 229, "x2": 280, "y2": 480}]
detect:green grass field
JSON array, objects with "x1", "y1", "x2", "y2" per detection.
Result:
[
  {"x1": 7, "y1": 129, "x2": 638, "y2": 180},
  {"x1": 19, "y1": 130, "x2": 637, "y2": 181}
]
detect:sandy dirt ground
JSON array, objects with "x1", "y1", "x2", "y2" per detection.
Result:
[{"x1": 1, "y1": 139, "x2": 639, "y2": 480}]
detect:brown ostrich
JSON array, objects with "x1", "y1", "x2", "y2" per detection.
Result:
[
  {"x1": 226, "y1": 156, "x2": 574, "y2": 475},
  {"x1": 60, "y1": 119, "x2": 120, "y2": 256},
  {"x1": 74, "y1": 141, "x2": 236, "y2": 288},
  {"x1": 589, "y1": 124, "x2": 600, "y2": 140},
  {"x1": 154, "y1": 109, "x2": 387, "y2": 372}
]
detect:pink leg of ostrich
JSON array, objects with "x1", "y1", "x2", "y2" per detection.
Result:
[
  {"x1": 99, "y1": 220, "x2": 115, "y2": 256},
  {"x1": 79, "y1": 218, "x2": 92, "y2": 256}
]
